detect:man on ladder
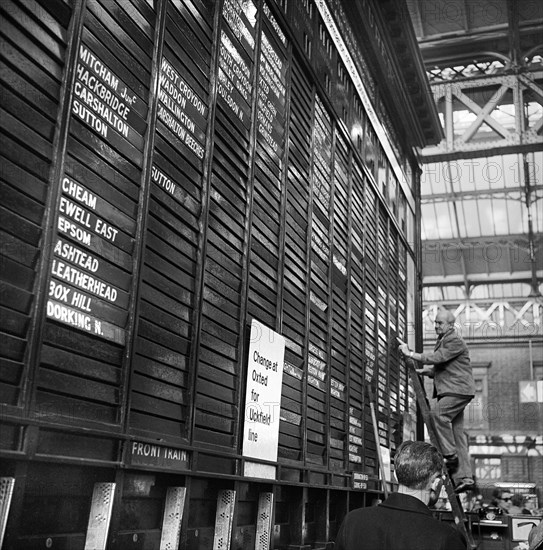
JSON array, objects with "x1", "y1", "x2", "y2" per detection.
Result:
[{"x1": 397, "y1": 306, "x2": 476, "y2": 494}]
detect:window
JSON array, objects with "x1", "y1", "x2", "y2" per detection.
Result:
[
  {"x1": 474, "y1": 457, "x2": 502, "y2": 481},
  {"x1": 465, "y1": 363, "x2": 490, "y2": 430}
]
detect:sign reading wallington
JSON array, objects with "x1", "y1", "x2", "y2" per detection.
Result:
[{"x1": 242, "y1": 319, "x2": 285, "y2": 463}]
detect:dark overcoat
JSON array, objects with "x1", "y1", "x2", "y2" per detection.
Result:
[{"x1": 334, "y1": 493, "x2": 466, "y2": 550}]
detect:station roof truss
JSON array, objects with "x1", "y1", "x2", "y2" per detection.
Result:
[{"x1": 405, "y1": 0, "x2": 543, "y2": 326}]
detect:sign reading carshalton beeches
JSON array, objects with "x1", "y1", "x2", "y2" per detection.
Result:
[{"x1": 242, "y1": 320, "x2": 285, "y2": 463}]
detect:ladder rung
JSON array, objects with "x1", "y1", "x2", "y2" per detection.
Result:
[{"x1": 406, "y1": 358, "x2": 477, "y2": 550}]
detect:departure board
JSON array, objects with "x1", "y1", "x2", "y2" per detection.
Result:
[
  {"x1": 1, "y1": 0, "x2": 416, "y2": 489},
  {"x1": 47, "y1": 42, "x2": 145, "y2": 345},
  {"x1": 330, "y1": 135, "x2": 350, "y2": 471},
  {"x1": 349, "y1": 163, "x2": 365, "y2": 469},
  {"x1": 279, "y1": 56, "x2": 312, "y2": 464},
  {"x1": 307, "y1": 95, "x2": 332, "y2": 466},
  {"x1": 247, "y1": 1, "x2": 288, "y2": 328},
  {"x1": 130, "y1": 0, "x2": 213, "y2": 440},
  {"x1": 193, "y1": 0, "x2": 258, "y2": 448},
  {"x1": 37, "y1": 0, "x2": 155, "y2": 424}
]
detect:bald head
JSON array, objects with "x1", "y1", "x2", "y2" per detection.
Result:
[
  {"x1": 435, "y1": 307, "x2": 455, "y2": 335},
  {"x1": 436, "y1": 307, "x2": 455, "y2": 323}
]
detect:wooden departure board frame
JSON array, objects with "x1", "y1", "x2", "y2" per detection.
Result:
[{"x1": 1, "y1": 3, "x2": 423, "y2": 543}]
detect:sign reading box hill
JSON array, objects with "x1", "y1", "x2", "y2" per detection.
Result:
[{"x1": 242, "y1": 319, "x2": 285, "y2": 479}]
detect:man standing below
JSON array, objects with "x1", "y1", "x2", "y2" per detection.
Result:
[
  {"x1": 398, "y1": 307, "x2": 476, "y2": 493},
  {"x1": 334, "y1": 440, "x2": 466, "y2": 550}
]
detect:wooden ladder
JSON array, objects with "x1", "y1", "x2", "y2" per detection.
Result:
[{"x1": 405, "y1": 357, "x2": 478, "y2": 550}]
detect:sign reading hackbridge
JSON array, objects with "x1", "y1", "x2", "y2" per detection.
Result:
[{"x1": 243, "y1": 319, "x2": 285, "y2": 477}]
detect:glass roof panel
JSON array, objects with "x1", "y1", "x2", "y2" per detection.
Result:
[
  {"x1": 423, "y1": 287, "x2": 443, "y2": 301},
  {"x1": 470, "y1": 158, "x2": 496, "y2": 189},
  {"x1": 455, "y1": 200, "x2": 469, "y2": 238},
  {"x1": 433, "y1": 202, "x2": 457, "y2": 238},
  {"x1": 421, "y1": 203, "x2": 437, "y2": 239},
  {"x1": 476, "y1": 198, "x2": 499, "y2": 235},
  {"x1": 489, "y1": 198, "x2": 511, "y2": 235},
  {"x1": 443, "y1": 286, "x2": 466, "y2": 300},
  {"x1": 421, "y1": 154, "x2": 530, "y2": 196},
  {"x1": 471, "y1": 282, "x2": 532, "y2": 299},
  {"x1": 459, "y1": 199, "x2": 482, "y2": 237},
  {"x1": 532, "y1": 201, "x2": 543, "y2": 233},
  {"x1": 505, "y1": 199, "x2": 525, "y2": 234},
  {"x1": 421, "y1": 150, "x2": 541, "y2": 305},
  {"x1": 421, "y1": 162, "x2": 450, "y2": 195},
  {"x1": 423, "y1": 286, "x2": 465, "y2": 302},
  {"x1": 529, "y1": 151, "x2": 542, "y2": 185},
  {"x1": 501, "y1": 154, "x2": 522, "y2": 188},
  {"x1": 452, "y1": 160, "x2": 477, "y2": 192}
]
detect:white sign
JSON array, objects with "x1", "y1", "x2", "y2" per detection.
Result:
[
  {"x1": 242, "y1": 319, "x2": 285, "y2": 463},
  {"x1": 380, "y1": 446, "x2": 392, "y2": 482},
  {"x1": 519, "y1": 380, "x2": 537, "y2": 403}
]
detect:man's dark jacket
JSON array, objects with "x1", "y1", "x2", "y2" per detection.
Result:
[
  {"x1": 334, "y1": 493, "x2": 466, "y2": 550},
  {"x1": 421, "y1": 327, "x2": 475, "y2": 398}
]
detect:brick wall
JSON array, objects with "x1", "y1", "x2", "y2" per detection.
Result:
[{"x1": 469, "y1": 342, "x2": 542, "y2": 434}]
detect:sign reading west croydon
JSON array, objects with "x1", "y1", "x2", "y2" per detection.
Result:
[{"x1": 242, "y1": 319, "x2": 285, "y2": 469}]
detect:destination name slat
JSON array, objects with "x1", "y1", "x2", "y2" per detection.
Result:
[
  {"x1": 219, "y1": 29, "x2": 253, "y2": 99},
  {"x1": 308, "y1": 374, "x2": 326, "y2": 391},
  {"x1": 51, "y1": 259, "x2": 129, "y2": 309},
  {"x1": 53, "y1": 237, "x2": 131, "y2": 290},
  {"x1": 159, "y1": 57, "x2": 208, "y2": 123},
  {"x1": 158, "y1": 88, "x2": 206, "y2": 145},
  {"x1": 150, "y1": 164, "x2": 200, "y2": 210},
  {"x1": 61, "y1": 175, "x2": 136, "y2": 233},
  {"x1": 263, "y1": 4, "x2": 287, "y2": 47},
  {"x1": 222, "y1": 0, "x2": 257, "y2": 54},
  {"x1": 73, "y1": 79, "x2": 144, "y2": 151},
  {"x1": 75, "y1": 62, "x2": 147, "y2": 136},
  {"x1": 155, "y1": 119, "x2": 203, "y2": 165},
  {"x1": 283, "y1": 361, "x2": 303, "y2": 380},
  {"x1": 48, "y1": 278, "x2": 128, "y2": 327},
  {"x1": 46, "y1": 298, "x2": 126, "y2": 345},
  {"x1": 157, "y1": 103, "x2": 206, "y2": 160},
  {"x1": 78, "y1": 42, "x2": 148, "y2": 120},
  {"x1": 217, "y1": 69, "x2": 252, "y2": 127},
  {"x1": 71, "y1": 97, "x2": 144, "y2": 161},
  {"x1": 261, "y1": 31, "x2": 288, "y2": 84},
  {"x1": 56, "y1": 215, "x2": 127, "y2": 270},
  {"x1": 58, "y1": 196, "x2": 133, "y2": 253}
]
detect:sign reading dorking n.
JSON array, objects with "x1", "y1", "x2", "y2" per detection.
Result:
[{"x1": 242, "y1": 320, "x2": 285, "y2": 479}]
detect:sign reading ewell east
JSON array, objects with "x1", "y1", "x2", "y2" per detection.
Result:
[{"x1": 242, "y1": 319, "x2": 285, "y2": 478}]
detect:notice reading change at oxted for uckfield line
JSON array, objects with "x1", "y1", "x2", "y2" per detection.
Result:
[{"x1": 242, "y1": 319, "x2": 285, "y2": 463}]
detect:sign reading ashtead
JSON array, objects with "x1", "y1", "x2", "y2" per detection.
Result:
[{"x1": 243, "y1": 319, "x2": 285, "y2": 478}]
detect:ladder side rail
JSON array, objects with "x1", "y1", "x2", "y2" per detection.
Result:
[
  {"x1": 366, "y1": 385, "x2": 389, "y2": 499},
  {"x1": 405, "y1": 358, "x2": 477, "y2": 550}
]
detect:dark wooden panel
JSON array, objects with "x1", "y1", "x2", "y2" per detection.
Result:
[{"x1": 0, "y1": 0, "x2": 71, "y2": 407}]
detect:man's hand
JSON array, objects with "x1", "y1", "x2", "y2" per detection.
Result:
[
  {"x1": 396, "y1": 337, "x2": 410, "y2": 356},
  {"x1": 416, "y1": 366, "x2": 434, "y2": 376}
]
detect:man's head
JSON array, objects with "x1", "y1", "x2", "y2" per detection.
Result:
[
  {"x1": 394, "y1": 440, "x2": 444, "y2": 490},
  {"x1": 497, "y1": 492, "x2": 514, "y2": 511},
  {"x1": 434, "y1": 307, "x2": 456, "y2": 336}
]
